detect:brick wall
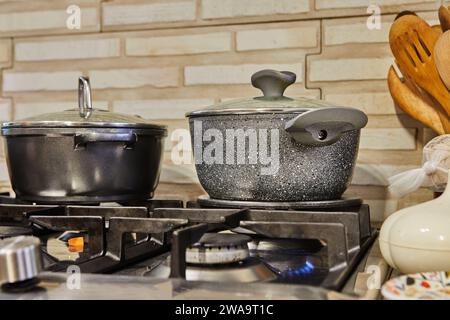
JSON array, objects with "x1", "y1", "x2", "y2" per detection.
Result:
[{"x1": 0, "y1": 0, "x2": 447, "y2": 223}]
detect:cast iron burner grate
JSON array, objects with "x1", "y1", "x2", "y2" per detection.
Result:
[{"x1": 0, "y1": 195, "x2": 376, "y2": 290}]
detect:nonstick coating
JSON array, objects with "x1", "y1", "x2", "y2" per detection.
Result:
[{"x1": 189, "y1": 113, "x2": 360, "y2": 201}]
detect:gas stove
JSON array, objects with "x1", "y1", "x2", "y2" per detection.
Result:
[{"x1": 0, "y1": 194, "x2": 387, "y2": 300}]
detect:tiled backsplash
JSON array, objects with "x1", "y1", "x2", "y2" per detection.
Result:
[{"x1": 1, "y1": 0, "x2": 448, "y2": 222}]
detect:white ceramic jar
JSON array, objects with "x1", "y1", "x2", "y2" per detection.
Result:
[{"x1": 380, "y1": 171, "x2": 450, "y2": 274}]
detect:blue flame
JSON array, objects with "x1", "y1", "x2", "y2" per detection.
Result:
[{"x1": 282, "y1": 261, "x2": 315, "y2": 278}]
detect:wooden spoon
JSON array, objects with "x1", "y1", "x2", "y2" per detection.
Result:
[
  {"x1": 434, "y1": 30, "x2": 450, "y2": 91},
  {"x1": 387, "y1": 66, "x2": 446, "y2": 135},
  {"x1": 389, "y1": 15, "x2": 450, "y2": 132},
  {"x1": 439, "y1": 5, "x2": 450, "y2": 32}
]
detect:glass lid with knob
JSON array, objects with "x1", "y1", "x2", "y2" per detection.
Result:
[
  {"x1": 2, "y1": 77, "x2": 167, "y2": 132},
  {"x1": 186, "y1": 69, "x2": 335, "y2": 118}
]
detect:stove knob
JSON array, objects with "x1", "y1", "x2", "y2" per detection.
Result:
[{"x1": 0, "y1": 236, "x2": 42, "y2": 285}]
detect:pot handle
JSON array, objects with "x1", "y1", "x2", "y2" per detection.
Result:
[
  {"x1": 74, "y1": 132, "x2": 137, "y2": 149},
  {"x1": 285, "y1": 107, "x2": 368, "y2": 146},
  {"x1": 251, "y1": 69, "x2": 296, "y2": 99},
  {"x1": 78, "y1": 76, "x2": 93, "y2": 119}
]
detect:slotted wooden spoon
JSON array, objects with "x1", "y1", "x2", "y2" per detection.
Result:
[
  {"x1": 389, "y1": 15, "x2": 450, "y2": 132},
  {"x1": 387, "y1": 66, "x2": 446, "y2": 135},
  {"x1": 394, "y1": 49, "x2": 450, "y2": 134}
]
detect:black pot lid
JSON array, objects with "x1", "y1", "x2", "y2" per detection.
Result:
[
  {"x1": 2, "y1": 108, "x2": 166, "y2": 130},
  {"x1": 2, "y1": 77, "x2": 166, "y2": 132},
  {"x1": 186, "y1": 69, "x2": 335, "y2": 117}
]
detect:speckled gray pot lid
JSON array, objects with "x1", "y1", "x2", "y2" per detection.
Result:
[{"x1": 186, "y1": 69, "x2": 335, "y2": 118}]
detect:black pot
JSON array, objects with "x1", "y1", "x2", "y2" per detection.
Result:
[{"x1": 1, "y1": 77, "x2": 167, "y2": 204}]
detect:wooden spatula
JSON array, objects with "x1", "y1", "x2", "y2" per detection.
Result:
[
  {"x1": 439, "y1": 5, "x2": 450, "y2": 32},
  {"x1": 389, "y1": 15, "x2": 450, "y2": 132},
  {"x1": 434, "y1": 30, "x2": 450, "y2": 91},
  {"x1": 387, "y1": 66, "x2": 446, "y2": 135}
]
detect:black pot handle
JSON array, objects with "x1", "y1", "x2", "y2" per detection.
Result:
[
  {"x1": 251, "y1": 69, "x2": 296, "y2": 99},
  {"x1": 285, "y1": 107, "x2": 368, "y2": 146},
  {"x1": 74, "y1": 132, "x2": 137, "y2": 149}
]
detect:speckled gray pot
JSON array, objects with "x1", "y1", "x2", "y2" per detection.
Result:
[{"x1": 189, "y1": 113, "x2": 360, "y2": 202}]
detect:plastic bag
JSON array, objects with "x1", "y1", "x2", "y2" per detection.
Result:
[{"x1": 388, "y1": 134, "x2": 450, "y2": 198}]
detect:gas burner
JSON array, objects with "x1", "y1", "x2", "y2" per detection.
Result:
[
  {"x1": 186, "y1": 233, "x2": 251, "y2": 265},
  {"x1": 149, "y1": 233, "x2": 302, "y2": 283},
  {"x1": 197, "y1": 195, "x2": 363, "y2": 210},
  {"x1": 149, "y1": 255, "x2": 277, "y2": 283},
  {"x1": 185, "y1": 257, "x2": 277, "y2": 283},
  {"x1": 0, "y1": 226, "x2": 32, "y2": 239}
]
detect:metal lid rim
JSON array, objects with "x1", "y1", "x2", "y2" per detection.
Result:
[
  {"x1": 1, "y1": 121, "x2": 167, "y2": 130},
  {"x1": 186, "y1": 108, "x2": 311, "y2": 118}
]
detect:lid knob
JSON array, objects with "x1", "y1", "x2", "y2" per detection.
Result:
[
  {"x1": 78, "y1": 76, "x2": 93, "y2": 119},
  {"x1": 0, "y1": 236, "x2": 42, "y2": 285},
  {"x1": 251, "y1": 69, "x2": 296, "y2": 99}
]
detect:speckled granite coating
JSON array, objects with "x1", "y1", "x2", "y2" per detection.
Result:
[{"x1": 189, "y1": 113, "x2": 360, "y2": 201}]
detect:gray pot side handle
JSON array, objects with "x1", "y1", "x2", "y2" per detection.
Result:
[
  {"x1": 285, "y1": 107, "x2": 368, "y2": 146},
  {"x1": 251, "y1": 69, "x2": 296, "y2": 99},
  {"x1": 74, "y1": 132, "x2": 137, "y2": 149}
]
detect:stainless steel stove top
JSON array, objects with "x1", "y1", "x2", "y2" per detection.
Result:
[{"x1": 0, "y1": 195, "x2": 388, "y2": 300}]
